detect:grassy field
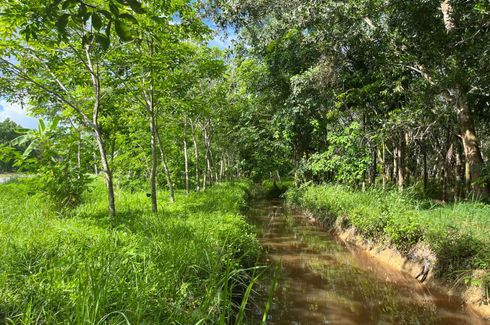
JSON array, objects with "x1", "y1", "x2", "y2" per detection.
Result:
[
  {"x1": 0, "y1": 178, "x2": 261, "y2": 324},
  {"x1": 286, "y1": 185, "x2": 490, "y2": 286}
]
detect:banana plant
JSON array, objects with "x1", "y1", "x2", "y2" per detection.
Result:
[{"x1": 11, "y1": 117, "x2": 60, "y2": 160}]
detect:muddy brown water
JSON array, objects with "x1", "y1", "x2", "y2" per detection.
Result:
[{"x1": 248, "y1": 200, "x2": 486, "y2": 325}]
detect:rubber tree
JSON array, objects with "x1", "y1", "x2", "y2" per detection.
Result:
[
  {"x1": 0, "y1": 0, "x2": 143, "y2": 217},
  {"x1": 439, "y1": 1, "x2": 489, "y2": 198},
  {"x1": 107, "y1": 0, "x2": 213, "y2": 208}
]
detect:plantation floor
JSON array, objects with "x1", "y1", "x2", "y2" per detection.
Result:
[{"x1": 0, "y1": 179, "x2": 260, "y2": 324}]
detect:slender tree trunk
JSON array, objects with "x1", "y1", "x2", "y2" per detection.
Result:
[
  {"x1": 393, "y1": 145, "x2": 398, "y2": 185},
  {"x1": 442, "y1": 168, "x2": 447, "y2": 202},
  {"x1": 149, "y1": 112, "x2": 158, "y2": 212},
  {"x1": 370, "y1": 145, "x2": 377, "y2": 186},
  {"x1": 191, "y1": 122, "x2": 200, "y2": 192},
  {"x1": 432, "y1": 164, "x2": 438, "y2": 186},
  {"x1": 203, "y1": 142, "x2": 208, "y2": 191},
  {"x1": 183, "y1": 117, "x2": 190, "y2": 197},
  {"x1": 77, "y1": 131, "x2": 81, "y2": 179},
  {"x1": 443, "y1": 143, "x2": 454, "y2": 202},
  {"x1": 203, "y1": 122, "x2": 213, "y2": 190},
  {"x1": 381, "y1": 143, "x2": 386, "y2": 190},
  {"x1": 423, "y1": 146, "x2": 428, "y2": 192},
  {"x1": 219, "y1": 153, "x2": 225, "y2": 182},
  {"x1": 148, "y1": 41, "x2": 159, "y2": 212},
  {"x1": 397, "y1": 135, "x2": 406, "y2": 190},
  {"x1": 204, "y1": 122, "x2": 213, "y2": 187},
  {"x1": 94, "y1": 126, "x2": 116, "y2": 217},
  {"x1": 454, "y1": 137, "x2": 464, "y2": 200},
  {"x1": 156, "y1": 130, "x2": 175, "y2": 203},
  {"x1": 86, "y1": 45, "x2": 115, "y2": 217}
]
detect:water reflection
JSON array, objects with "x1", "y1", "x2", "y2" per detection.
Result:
[{"x1": 249, "y1": 200, "x2": 484, "y2": 325}]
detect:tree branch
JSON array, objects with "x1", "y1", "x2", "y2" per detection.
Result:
[{"x1": 0, "y1": 57, "x2": 94, "y2": 128}]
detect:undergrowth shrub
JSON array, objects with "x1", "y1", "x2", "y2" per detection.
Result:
[{"x1": 427, "y1": 231, "x2": 486, "y2": 279}]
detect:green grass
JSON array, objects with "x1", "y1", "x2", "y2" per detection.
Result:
[
  {"x1": 286, "y1": 185, "x2": 490, "y2": 284},
  {"x1": 0, "y1": 178, "x2": 261, "y2": 324}
]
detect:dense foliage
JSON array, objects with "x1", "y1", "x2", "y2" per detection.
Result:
[
  {"x1": 205, "y1": 0, "x2": 490, "y2": 201},
  {"x1": 0, "y1": 118, "x2": 26, "y2": 173}
]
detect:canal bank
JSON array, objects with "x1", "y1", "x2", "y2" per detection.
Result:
[
  {"x1": 307, "y1": 210, "x2": 489, "y2": 323},
  {"x1": 282, "y1": 184, "x2": 490, "y2": 322},
  {"x1": 248, "y1": 199, "x2": 487, "y2": 324}
]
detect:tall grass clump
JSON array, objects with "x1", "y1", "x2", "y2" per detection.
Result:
[
  {"x1": 286, "y1": 184, "x2": 490, "y2": 284},
  {"x1": 0, "y1": 178, "x2": 261, "y2": 324}
]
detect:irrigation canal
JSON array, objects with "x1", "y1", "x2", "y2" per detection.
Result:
[{"x1": 248, "y1": 199, "x2": 485, "y2": 325}]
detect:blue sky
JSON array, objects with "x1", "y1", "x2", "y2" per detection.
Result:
[
  {"x1": 204, "y1": 18, "x2": 237, "y2": 49},
  {"x1": 0, "y1": 17, "x2": 235, "y2": 129},
  {"x1": 0, "y1": 99, "x2": 38, "y2": 129},
  {"x1": 208, "y1": 32, "x2": 235, "y2": 49}
]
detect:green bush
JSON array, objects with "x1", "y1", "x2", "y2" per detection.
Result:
[{"x1": 10, "y1": 119, "x2": 91, "y2": 210}]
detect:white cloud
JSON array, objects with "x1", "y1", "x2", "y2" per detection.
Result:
[{"x1": 0, "y1": 99, "x2": 38, "y2": 129}]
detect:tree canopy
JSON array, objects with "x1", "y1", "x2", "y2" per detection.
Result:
[{"x1": 1, "y1": 0, "x2": 490, "y2": 215}]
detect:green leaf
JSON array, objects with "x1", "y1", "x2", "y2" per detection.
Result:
[
  {"x1": 92, "y1": 12, "x2": 102, "y2": 30},
  {"x1": 10, "y1": 134, "x2": 31, "y2": 147},
  {"x1": 22, "y1": 140, "x2": 38, "y2": 159},
  {"x1": 46, "y1": 0, "x2": 62, "y2": 17},
  {"x1": 95, "y1": 33, "x2": 110, "y2": 51},
  {"x1": 99, "y1": 10, "x2": 112, "y2": 20},
  {"x1": 22, "y1": 26, "x2": 31, "y2": 42},
  {"x1": 119, "y1": 13, "x2": 138, "y2": 24},
  {"x1": 61, "y1": 0, "x2": 77, "y2": 10},
  {"x1": 56, "y1": 14, "x2": 69, "y2": 33},
  {"x1": 50, "y1": 117, "x2": 61, "y2": 131},
  {"x1": 115, "y1": 19, "x2": 133, "y2": 42},
  {"x1": 109, "y1": 2, "x2": 120, "y2": 16},
  {"x1": 126, "y1": 0, "x2": 145, "y2": 14},
  {"x1": 38, "y1": 119, "x2": 46, "y2": 133}
]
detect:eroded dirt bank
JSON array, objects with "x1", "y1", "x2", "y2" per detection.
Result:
[
  {"x1": 249, "y1": 199, "x2": 488, "y2": 324},
  {"x1": 303, "y1": 210, "x2": 490, "y2": 322}
]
